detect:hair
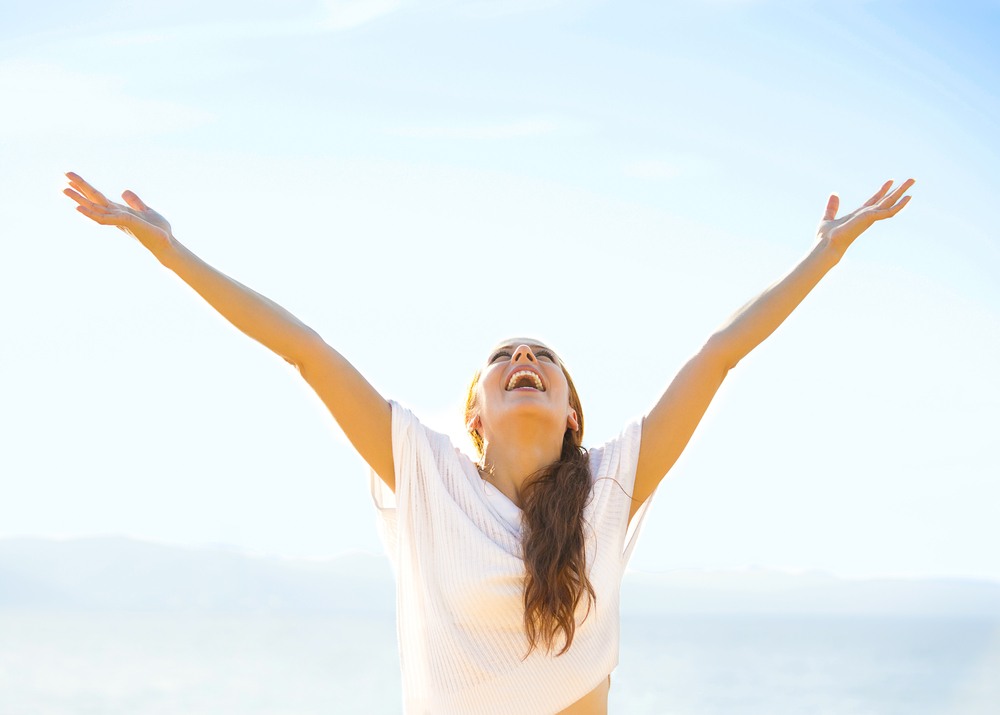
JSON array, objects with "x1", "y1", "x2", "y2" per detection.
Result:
[{"x1": 464, "y1": 358, "x2": 596, "y2": 659}]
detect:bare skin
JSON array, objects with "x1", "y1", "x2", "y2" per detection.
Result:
[
  {"x1": 555, "y1": 675, "x2": 609, "y2": 715},
  {"x1": 463, "y1": 182, "x2": 914, "y2": 531},
  {"x1": 467, "y1": 337, "x2": 578, "y2": 509},
  {"x1": 64, "y1": 172, "x2": 912, "y2": 715}
]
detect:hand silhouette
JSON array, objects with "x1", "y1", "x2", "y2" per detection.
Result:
[
  {"x1": 63, "y1": 172, "x2": 174, "y2": 255},
  {"x1": 818, "y1": 178, "x2": 914, "y2": 256}
]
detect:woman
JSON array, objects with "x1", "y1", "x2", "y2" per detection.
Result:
[{"x1": 63, "y1": 172, "x2": 913, "y2": 714}]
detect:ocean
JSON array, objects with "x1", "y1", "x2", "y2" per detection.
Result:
[{"x1": 2, "y1": 612, "x2": 997, "y2": 714}]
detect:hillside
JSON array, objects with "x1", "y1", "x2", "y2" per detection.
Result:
[{"x1": 3, "y1": 537, "x2": 999, "y2": 617}]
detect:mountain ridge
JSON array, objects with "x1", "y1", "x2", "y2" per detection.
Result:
[{"x1": 3, "y1": 536, "x2": 999, "y2": 617}]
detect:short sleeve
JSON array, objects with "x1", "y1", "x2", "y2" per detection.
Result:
[
  {"x1": 369, "y1": 464, "x2": 397, "y2": 568},
  {"x1": 368, "y1": 400, "x2": 486, "y2": 571},
  {"x1": 368, "y1": 400, "x2": 426, "y2": 570},
  {"x1": 586, "y1": 417, "x2": 657, "y2": 568}
]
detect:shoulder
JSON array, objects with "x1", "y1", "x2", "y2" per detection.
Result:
[
  {"x1": 587, "y1": 417, "x2": 643, "y2": 479},
  {"x1": 389, "y1": 400, "x2": 476, "y2": 471}
]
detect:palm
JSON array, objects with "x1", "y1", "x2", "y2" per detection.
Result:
[
  {"x1": 63, "y1": 172, "x2": 172, "y2": 250},
  {"x1": 817, "y1": 178, "x2": 914, "y2": 255},
  {"x1": 116, "y1": 200, "x2": 170, "y2": 234}
]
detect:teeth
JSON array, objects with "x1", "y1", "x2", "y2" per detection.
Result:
[{"x1": 506, "y1": 370, "x2": 544, "y2": 391}]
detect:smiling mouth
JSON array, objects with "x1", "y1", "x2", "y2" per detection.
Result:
[{"x1": 505, "y1": 370, "x2": 545, "y2": 392}]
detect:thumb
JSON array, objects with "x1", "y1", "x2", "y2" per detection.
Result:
[
  {"x1": 823, "y1": 193, "x2": 839, "y2": 221},
  {"x1": 122, "y1": 190, "x2": 149, "y2": 212}
]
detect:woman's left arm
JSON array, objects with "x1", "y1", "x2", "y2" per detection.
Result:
[{"x1": 628, "y1": 179, "x2": 915, "y2": 525}]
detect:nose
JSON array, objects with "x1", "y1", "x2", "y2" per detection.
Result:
[{"x1": 512, "y1": 345, "x2": 536, "y2": 364}]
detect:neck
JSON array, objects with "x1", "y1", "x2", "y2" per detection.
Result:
[{"x1": 481, "y1": 429, "x2": 564, "y2": 509}]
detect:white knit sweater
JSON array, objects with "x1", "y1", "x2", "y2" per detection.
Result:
[{"x1": 369, "y1": 401, "x2": 656, "y2": 715}]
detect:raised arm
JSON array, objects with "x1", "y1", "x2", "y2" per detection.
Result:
[
  {"x1": 63, "y1": 172, "x2": 395, "y2": 490},
  {"x1": 628, "y1": 179, "x2": 915, "y2": 524}
]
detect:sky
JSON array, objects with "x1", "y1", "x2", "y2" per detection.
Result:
[{"x1": 1, "y1": 0, "x2": 998, "y2": 580}]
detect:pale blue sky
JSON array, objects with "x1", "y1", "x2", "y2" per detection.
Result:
[{"x1": 1, "y1": 0, "x2": 998, "y2": 579}]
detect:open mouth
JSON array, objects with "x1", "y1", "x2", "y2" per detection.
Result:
[{"x1": 505, "y1": 369, "x2": 545, "y2": 392}]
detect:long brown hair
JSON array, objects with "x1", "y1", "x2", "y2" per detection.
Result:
[{"x1": 464, "y1": 358, "x2": 596, "y2": 658}]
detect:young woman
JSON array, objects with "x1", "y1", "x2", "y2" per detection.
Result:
[{"x1": 64, "y1": 172, "x2": 913, "y2": 715}]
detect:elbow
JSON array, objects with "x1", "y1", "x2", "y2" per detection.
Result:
[
  {"x1": 287, "y1": 329, "x2": 326, "y2": 374},
  {"x1": 702, "y1": 334, "x2": 737, "y2": 376}
]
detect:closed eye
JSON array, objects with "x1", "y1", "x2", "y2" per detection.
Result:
[{"x1": 489, "y1": 347, "x2": 555, "y2": 363}]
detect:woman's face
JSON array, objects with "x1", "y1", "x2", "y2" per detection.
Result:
[{"x1": 470, "y1": 339, "x2": 579, "y2": 446}]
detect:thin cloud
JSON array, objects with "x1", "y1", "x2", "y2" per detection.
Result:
[
  {"x1": 622, "y1": 160, "x2": 682, "y2": 180},
  {"x1": 0, "y1": 60, "x2": 213, "y2": 139},
  {"x1": 321, "y1": 0, "x2": 402, "y2": 30},
  {"x1": 23, "y1": 2, "x2": 403, "y2": 48},
  {"x1": 386, "y1": 120, "x2": 558, "y2": 139},
  {"x1": 456, "y1": 0, "x2": 568, "y2": 19}
]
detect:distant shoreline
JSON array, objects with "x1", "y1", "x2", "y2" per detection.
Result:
[{"x1": 3, "y1": 536, "x2": 1000, "y2": 617}]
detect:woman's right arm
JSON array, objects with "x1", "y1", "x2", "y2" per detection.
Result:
[{"x1": 63, "y1": 172, "x2": 394, "y2": 491}]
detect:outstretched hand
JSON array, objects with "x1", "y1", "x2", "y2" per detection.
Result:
[
  {"x1": 63, "y1": 172, "x2": 174, "y2": 255},
  {"x1": 818, "y1": 178, "x2": 914, "y2": 257}
]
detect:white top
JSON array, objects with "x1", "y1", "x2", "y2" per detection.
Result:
[{"x1": 369, "y1": 400, "x2": 657, "y2": 715}]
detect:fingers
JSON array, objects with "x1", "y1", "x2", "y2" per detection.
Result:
[
  {"x1": 823, "y1": 193, "x2": 840, "y2": 221},
  {"x1": 884, "y1": 194, "x2": 911, "y2": 217},
  {"x1": 862, "y1": 180, "x2": 893, "y2": 208},
  {"x1": 65, "y1": 172, "x2": 110, "y2": 207},
  {"x1": 877, "y1": 178, "x2": 915, "y2": 209},
  {"x1": 63, "y1": 187, "x2": 109, "y2": 213},
  {"x1": 871, "y1": 189, "x2": 914, "y2": 221},
  {"x1": 121, "y1": 190, "x2": 148, "y2": 212},
  {"x1": 74, "y1": 203, "x2": 117, "y2": 225},
  {"x1": 67, "y1": 189, "x2": 134, "y2": 227}
]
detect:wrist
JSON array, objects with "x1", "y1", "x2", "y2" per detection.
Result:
[
  {"x1": 814, "y1": 234, "x2": 846, "y2": 267},
  {"x1": 152, "y1": 233, "x2": 184, "y2": 268}
]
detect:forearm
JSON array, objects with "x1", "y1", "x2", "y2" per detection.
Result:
[
  {"x1": 156, "y1": 238, "x2": 319, "y2": 366},
  {"x1": 710, "y1": 237, "x2": 843, "y2": 370}
]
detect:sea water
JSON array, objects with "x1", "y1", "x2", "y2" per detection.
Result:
[
  {"x1": 1, "y1": 612, "x2": 997, "y2": 714},
  {"x1": 615, "y1": 615, "x2": 1000, "y2": 715}
]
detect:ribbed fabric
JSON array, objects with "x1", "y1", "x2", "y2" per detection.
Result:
[{"x1": 369, "y1": 401, "x2": 657, "y2": 715}]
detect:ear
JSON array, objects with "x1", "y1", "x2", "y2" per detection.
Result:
[
  {"x1": 466, "y1": 414, "x2": 482, "y2": 434},
  {"x1": 566, "y1": 409, "x2": 579, "y2": 433}
]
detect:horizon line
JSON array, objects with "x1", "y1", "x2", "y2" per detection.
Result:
[{"x1": 3, "y1": 532, "x2": 999, "y2": 585}]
